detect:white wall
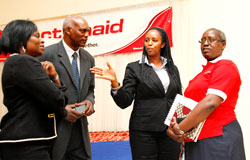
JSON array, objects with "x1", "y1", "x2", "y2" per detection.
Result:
[{"x1": 0, "y1": 0, "x2": 163, "y2": 25}]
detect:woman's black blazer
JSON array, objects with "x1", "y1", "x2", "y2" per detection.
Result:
[
  {"x1": 111, "y1": 61, "x2": 182, "y2": 132},
  {"x1": 0, "y1": 54, "x2": 67, "y2": 143}
]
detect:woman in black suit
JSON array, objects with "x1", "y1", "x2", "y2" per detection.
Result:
[
  {"x1": 0, "y1": 20, "x2": 67, "y2": 160},
  {"x1": 91, "y1": 27, "x2": 182, "y2": 160}
]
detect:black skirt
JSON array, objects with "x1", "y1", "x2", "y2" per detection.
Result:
[
  {"x1": 0, "y1": 140, "x2": 52, "y2": 160},
  {"x1": 185, "y1": 120, "x2": 246, "y2": 160}
]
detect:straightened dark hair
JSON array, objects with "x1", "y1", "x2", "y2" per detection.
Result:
[
  {"x1": 0, "y1": 20, "x2": 37, "y2": 55},
  {"x1": 141, "y1": 27, "x2": 182, "y2": 93}
]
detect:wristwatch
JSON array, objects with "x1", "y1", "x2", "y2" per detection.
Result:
[{"x1": 176, "y1": 124, "x2": 185, "y2": 135}]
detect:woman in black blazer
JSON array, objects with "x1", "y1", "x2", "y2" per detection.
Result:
[
  {"x1": 0, "y1": 20, "x2": 67, "y2": 160},
  {"x1": 91, "y1": 27, "x2": 182, "y2": 160}
]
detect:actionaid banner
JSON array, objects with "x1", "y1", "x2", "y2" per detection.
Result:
[{"x1": 0, "y1": 5, "x2": 172, "y2": 61}]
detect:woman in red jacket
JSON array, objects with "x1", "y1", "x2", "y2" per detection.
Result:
[{"x1": 167, "y1": 28, "x2": 246, "y2": 160}]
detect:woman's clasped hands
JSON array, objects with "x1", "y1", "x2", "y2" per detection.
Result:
[{"x1": 167, "y1": 117, "x2": 185, "y2": 143}]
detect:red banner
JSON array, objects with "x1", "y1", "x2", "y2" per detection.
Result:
[
  {"x1": 101, "y1": 7, "x2": 173, "y2": 55},
  {"x1": 0, "y1": 6, "x2": 173, "y2": 60}
]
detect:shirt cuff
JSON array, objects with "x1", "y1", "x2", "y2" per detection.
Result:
[
  {"x1": 111, "y1": 90, "x2": 118, "y2": 95},
  {"x1": 111, "y1": 83, "x2": 121, "y2": 90},
  {"x1": 111, "y1": 84, "x2": 121, "y2": 95}
]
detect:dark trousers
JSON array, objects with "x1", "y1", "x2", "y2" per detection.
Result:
[
  {"x1": 0, "y1": 140, "x2": 52, "y2": 160},
  {"x1": 63, "y1": 119, "x2": 90, "y2": 160},
  {"x1": 129, "y1": 129, "x2": 180, "y2": 160}
]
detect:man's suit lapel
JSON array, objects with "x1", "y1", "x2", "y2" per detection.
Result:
[
  {"x1": 79, "y1": 49, "x2": 88, "y2": 90},
  {"x1": 58, "y1": 42, "x2": 78, "y2": 89}
]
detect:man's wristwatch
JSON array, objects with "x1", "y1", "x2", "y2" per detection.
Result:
[{"x1": 176, "y1": 124, "x2": 185, "y2": 135}]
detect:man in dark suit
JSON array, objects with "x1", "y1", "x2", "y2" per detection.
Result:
[{"x1": 39, "y1": 15, "x2": 95, "y2": 160}]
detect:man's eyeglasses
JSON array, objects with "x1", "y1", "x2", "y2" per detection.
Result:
[{"x1": 199, "y1": 38, "x2": 225, "y2": 44}]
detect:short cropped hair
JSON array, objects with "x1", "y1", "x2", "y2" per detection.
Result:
[
  {"x1": 208, "y1": 28, "x2": 226, "y2": 42},
  {"x1": 0, "y1": 20, "x2": 37, "y2": 54},
  {"x1": 62, "y1": 16, "x2": 72, "y2": 33}
]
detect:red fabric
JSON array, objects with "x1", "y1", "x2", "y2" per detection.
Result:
[{"x1": 184, "y1": 59, "x2": 241, "y2": 141}]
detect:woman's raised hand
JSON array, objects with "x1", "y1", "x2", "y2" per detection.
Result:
[{"x1": 90, "y1": 62, "x2": 119, "y2": 88}]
